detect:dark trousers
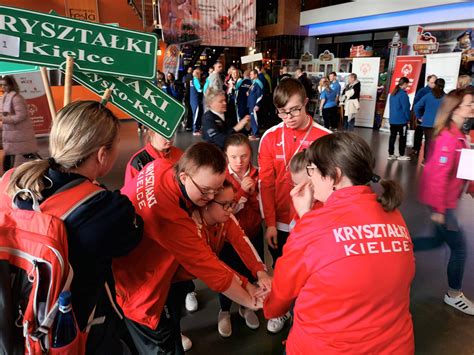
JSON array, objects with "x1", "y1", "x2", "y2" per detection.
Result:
[
  {"x1": 413, "y1": 209, "x2": 466, "y2": 290},
  {"x1": 268, "y1": 229, "x2": 289, "y2": 269},
  {"x1": 388, "y1": 124, "x2": 408, "y2": 156},
  {"x1": 219, "y1": 229, "x2": 264, "y2": 311},
  {"x1": 184, "y1": 97, "x2": 193, "y2": 130},
  {"x1": 413, "y1": 122, "x2": 424, "y2": 153},
  {"x1": 322, "y1": 106, "x2": 338, "y2": 129},
  {"x1": 125, "y1": 281, "x2": 194, "y2": 355},
  {"x1": 3, "y1": 153, "x2": 40, "y2": 172},
  {"x1": 423, "y1": 127, "x2": 434, "y2": 161}
]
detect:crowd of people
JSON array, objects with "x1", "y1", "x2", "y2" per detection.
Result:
[{"x1": 0, "y1": 64, "x2": 473, "y2": 355}]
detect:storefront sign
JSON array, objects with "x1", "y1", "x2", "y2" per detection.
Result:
[
  {"x1": 349, "y1": 45, "x2": 373, "y2": 58},
  {"x1": 0, "y1": 6, "x2": 157, "y2": 79},
  {"x1": 412, "y1": 27, "x2": 439, "y2": 55},
  {"x1": 65, "y1": 0, "x2": 100, "y2": 22},
  {"x1": 72, "y1": 71, "x2": 185, "y2": 139},
  {"x1": 241, "y1": 52, "x2": 263, "y2": 64},
  {"x1": 318, "y1": 50, "x2": 335, "y2": 62},
  {"x1": 352, "y1": 57, "x2": 380, "y2": 128},
  {"x1": 0, "y1": 60, "x2": 38, "y2": 75},
  {"x1": 13, "y1": 71, "x2": 52, "y2": 136},
  {"x1": 425, "y1": 52, "x2": 462, "y2": 93}
]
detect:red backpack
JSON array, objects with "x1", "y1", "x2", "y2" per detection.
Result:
[{"x1": 0, "y1": 170, "x2": 103, "y2": 354}]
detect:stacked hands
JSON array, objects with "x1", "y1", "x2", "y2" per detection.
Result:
[{"x1": 245, "y1": 271, "x2": 273, "y2": 310}]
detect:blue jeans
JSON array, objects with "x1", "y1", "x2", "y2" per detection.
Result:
[{"x1": 413, "y1": 209, "x2": 466, "y2": 290}]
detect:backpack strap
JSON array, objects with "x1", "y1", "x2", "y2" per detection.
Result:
[{"x1": 39, "y1": 179, "x2": 104, "y2": 220}]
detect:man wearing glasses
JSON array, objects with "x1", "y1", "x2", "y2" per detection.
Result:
[{"x1": 258, "y1": 78, "x2": 331, "y2": 334}]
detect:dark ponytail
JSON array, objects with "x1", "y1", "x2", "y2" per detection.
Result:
[
  {"x1": 306, "y1": 132, "x2": 404, "y2": 212},
  {"x1": 391, "y1": 77, "x2": 409, "y2": 96}
]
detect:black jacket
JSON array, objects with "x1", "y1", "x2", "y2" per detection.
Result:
[
  {"x1": 202, "y1": 110, "x2": 236, "y2": 149},
  {"x1": 343, "y1": 80, "x2": 361, "y2": 100}
]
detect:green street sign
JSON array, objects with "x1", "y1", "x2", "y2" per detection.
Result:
[
  {"x1": 73, "y1": 71, "x2": 184, "y2": 139},
  {"x1": 0, "y1": 60, "x2": 38, "y2": 74},
  {"x1": 0, "y1": 6, "x2": 157, "y2": 79}
]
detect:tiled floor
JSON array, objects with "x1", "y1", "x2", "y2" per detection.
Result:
[{"x1": 17, "y1": 121, "x2": 474, "y2": 354}]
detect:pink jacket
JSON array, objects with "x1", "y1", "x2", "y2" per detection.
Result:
[{"x1": 419, "y1": 125, "x2": 468, "y2": 214}]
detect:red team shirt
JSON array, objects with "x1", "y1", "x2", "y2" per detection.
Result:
[
  {"x1": 114, "y1": 162, "x2": 240, "y2": 329},
  {"x1": 264, "y1": 186, "x2": 415, "y2": 354},
  {"x1": 258, "y1": 118, "x2": 330, "y2": 231}
]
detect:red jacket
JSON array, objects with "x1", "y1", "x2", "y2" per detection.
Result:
[
  {"x1": 226, "y1": 165, "x2": 262, "y2": 239},
  {"x1": 174, "y1": 212, "x2": 266, "y2": 282},
  {"x1": 124, "y1": 143, "x2": 183, "y2": 185},
  {"x1": 419, "y1": 125, "x2": 469, "y2": 214},
  {"x1": 258, "y1": 118, "x2": 330, "y2": 231},
  {"x1": 264, "y1": 186, "x2": 415, "y2": 355},
  {"x1": 114, "y1": 163, "x2": 238, "y2": 329}
]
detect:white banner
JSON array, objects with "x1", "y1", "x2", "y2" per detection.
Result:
[
  {"x1": 425, "y1": 52, "x2": 462, "y2": 94},
  {"x1": 352, "y1": 57, "x2": 380, "y2": 128}
]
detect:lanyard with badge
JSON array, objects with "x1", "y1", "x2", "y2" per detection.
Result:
[{"x1": 281, "y1": 117, "x2": 313, "y2": 171}]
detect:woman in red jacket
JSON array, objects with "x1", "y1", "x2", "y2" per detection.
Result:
[
  {"x1": 416, "y1": 88, "x2": 474, "y2": 315},
  {"x1": 264, "y1": 132, "x2": 415, "y2": 354}
]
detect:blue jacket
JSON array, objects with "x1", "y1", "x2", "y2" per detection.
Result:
[
  {"x1": 330, "y1": 80, "x2": 341, "y2": 97},
  {"x1": 320, "y1": 89, "x2": 337, "y2": 109},
  {"x1": 258, "y1": 72, "x2": 269, "y2": 95},
  {"x1": 389, "y1": 90, "x2": 410, "y2": 125},
  {"x1": 235, "y1": 78, "x2": 252, "y2": 119},
  {"x1": 190, "y1": 77, "x2": 203, "y2": 108},
  {"x1": 414, "y1": 91, "x2": 444, "y2": 128},
  {"x1": 202, "y1": 110, "x2": 235, "y2": 149},
  {"x1": 413, "y1": 85, "x2": 431, "y2": 107},
  {"x1": 247, "y1": 79, "x2": 263, "y2": 110}
]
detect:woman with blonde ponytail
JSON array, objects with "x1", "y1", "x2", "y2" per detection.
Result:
[
  {"x1": 2, "y1": 100, "x2": 143, "y2": 353},
  {"x1": 263, "y1": 132, "x2": 415, "y2": 355}
]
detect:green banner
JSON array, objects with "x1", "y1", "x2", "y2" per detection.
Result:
[
  {"x1": 0, "y1": 6, "x2": 157, "y2": 79},
  {"x1": 0, "y1": 60, "x2": 38, "y2": 74},
  {"x1": 73, "y1": 71, "x2": 184, "y2": 139}
]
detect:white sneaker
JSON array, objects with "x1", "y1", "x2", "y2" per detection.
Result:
[
  {"x1": 387, "y1": 155, "x2": 397, "y2": 160},
  {"x1": 218, "y1": 311, "x2": 232, "y2": 337},
  {"x1": 267, "y1": 312, "x2": 291, "y2": 333},
  {"x1": 185, "y1": 292, "x2": 198, "y2": 312},
  {"x1": 181, "y1": 333, "x2": 192, "y2": 352},
  {"x1": 444, "y1": 293, "x2": 474, "y2": 315},
  {"x1": 397, "y1": 155, "x2": 411, "y2": 161},
  {"x1": 238, "y1": 306, "x2": 260, "y2": 329}
]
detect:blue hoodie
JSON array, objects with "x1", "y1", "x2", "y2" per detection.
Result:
[
  {"x1": 389, "y1": 89, "x2": 410, "y2": 125},
  {"x1": 413, "y1": 85, "x2": 431, "y2": 106},
  {"x1": 414, "y1": 91, "x2": 444, "y2": 128}
]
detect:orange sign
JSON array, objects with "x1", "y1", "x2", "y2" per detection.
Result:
[{"x1": 65, "y1": 0, "x2": 100, "y2": 22}]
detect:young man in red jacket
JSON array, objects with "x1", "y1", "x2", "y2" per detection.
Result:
[{"x1": 258, "y1": 78, "x2": 330, "y2": 333}]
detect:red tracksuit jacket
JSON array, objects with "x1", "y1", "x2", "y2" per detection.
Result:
[
  {"x1": 124, "y1": 143, "x2": 183, "y2": 186},
  {"x1": 114, "y1": 163, "x2": 239, "y2": 329},
  {"x1": 264, "y1": 186, "x2": 415, "y2": 354},
  {"x1": 258, "y1": 118, "x2": 330, "y2": 231},
  {"x1": 226, "y1": 165, "x2": 262, "y2": 239}
]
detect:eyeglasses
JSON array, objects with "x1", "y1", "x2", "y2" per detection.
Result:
[
  {"x1": 188, "y1": 175, "x2": 224, "y2": 196},
  {"x1": 211, "y1": 200, "x2": 236, "y2": 211},
  {"x1": 276, "y1": 106, "x2": 303, "y2": 119},
  {"x1": 306, "y1": 165, "x2": 317, "y2": 177}
]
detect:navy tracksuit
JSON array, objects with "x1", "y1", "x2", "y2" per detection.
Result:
[
  {"x1": 235, "y1": 78, "x2": 252, "y2": 121},
  {"x1": 190, "y1": 77, "x2": 203, "y2": 133},
  {"x1": 247, "y1": 79, "x2": 264, "y2": 136}
]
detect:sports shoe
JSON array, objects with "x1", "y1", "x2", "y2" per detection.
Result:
[
  {"x1": 248, "y1": 135, "x2": 260, "y2": 141},
  {"x1": 218, "y1": 310, "x2": 232, "y2": 337},
  {"x1": 192, "y1": 131, "x2": 201, "y2": 136},
  {"x1": 181, "y1": 333, "x2": 192, "y2": 352},
  {"x1": 238, "y1": 306, "x2": 260, "y2": 329},
  {"x1": 444, "y1": 293, "x2": 474, "y2": 315},
  {"x1": 387, "y1": 155, "x2": 397, "y2": 160},
  {"x1": 267, "y1": 312, "x2": 291, "y2": 333},
  {"x1": 397, "y1": 155, "x2": 411, "y2": 161},
  {"x1": 185, "y1": 292, "x2": 198, "y2": 312}
]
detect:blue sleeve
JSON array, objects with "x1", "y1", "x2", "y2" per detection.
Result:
[
  {"x1": 202, "y1": 113, "x2": 234, "y2": 149},
  {"x1": 193, "y1": 77, "x2": 202, "y2": 93},
  {"x1": 413, "y1": 88, "x2": 424, "y2": 106},
  {"x1": 255, "y1": 85, "x2": 263, "y2": 106},
  {"x1": 401, "y1": 92, "x2": 410, "y2": 121},
  {"x1": 320, "y1": 91, "x2": 326, "y2": 100},
  {"x1": 203, "y1": 78, "x2": 210, "y2": 93},
  {"x1": 414, "y1": 95, "x2": 425, "y2": 119}
]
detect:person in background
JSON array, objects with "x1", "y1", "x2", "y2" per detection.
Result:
[
  {"x1": 235, "y1": 69, "x2": 252, "y2": 128},
  {"x1": 328, "y1": 71, "x2": 341, "y2": 103},
  {"x1": 157, "y1": 71, "x2": 167, "y2": 91},
  {"x1": 0, "y1": 75, "x2": 39, "y2": 172},
  {"x1": 204, "y1": 61, "x2": 224, "y2": 94},
  {"x1": 264, "y1": 132, "x2": 415, "y2": 354},
  {"x1": 182, "y1": 66, "x2": 194, "y2": 131},
  {"x1": 415, "y1": 88, "x2": 474, "y2": 316},
  {"x1": 388, "y1": 77, "x2": 411, "y2": 161},
  {"x1": 191, "y1": 181, "x2": 271, "y2": 337},
  {"x1": 456, "y1": 74, "x2": 472, "y2": 89},
  {"x1": 258, "y1": 78, "x2": 330, "y2": 334},
  {"x1": 412, "y1": 74, "x2": 437, "y2": 156},
  {"x1": 202, "y1": 89, "x2": 250, "y2": 149},
  {"x1": 341, "y1": 73, "x2": 360, "y2": 131},
  {"x1": 1, "y1": 100, "x2": 143, "y2": 354},
  {"x1": 115, "y1": 142, "x2": 264, "y2": 354},
  {"x1": 295, "y1": 68, "x2": 313, "y2": 101},
  {"x1": 247, "y1": 70, "x2": 264, "y2": 140},
  {"x1": 190, "y1": 68, "x2": 204, "y2": 136},
  {"x1": 319, "y1": 79, "x2": 338, "y2": 130},
  {"x1": 166, "y1": 72, "x2": 181, "y2": 101},
  {"x1": 278, "y1": 66, "x2": 292, "y2": 84},
  {"x1": 224, "y1": 65, "x2": 237, "y2": 94},
  {"x1": 225, "y1": 67, "x2": 239, "y2": 129},
  {"x1": 414, "y1": 78, "x2": 446, "y2": 161}
]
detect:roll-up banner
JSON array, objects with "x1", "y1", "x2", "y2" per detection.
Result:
[
  {"x1": 352, "y1": 57, "x2": 380, "y2": 128},
  {"x1": 425, "y1": 52, "x2": 462, "y2": 94}
]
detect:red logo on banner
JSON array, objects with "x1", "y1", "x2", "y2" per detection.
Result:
[
  {"x1": 401, "y1": 64, "x2": 413, "y2": 76},
  {"x1": 360, "y1": 63, "x2": 372, "y2": 75}
]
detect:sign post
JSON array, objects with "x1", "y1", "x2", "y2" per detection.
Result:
[{"x1": 0, "y1": 6, "x2": 157, "y2": 79}]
